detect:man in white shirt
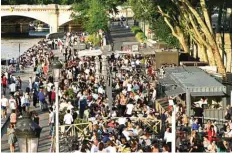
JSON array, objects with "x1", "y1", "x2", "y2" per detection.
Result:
[
  {"x1": 105, "y1": 141, "x2": 116, "y2": 153},
  {"x1": 98, "y1": 86, "x2": 104, "y2": 94},
  {"x1": 122, "y1": 127, "x2": 133, "y2": 141},
  {"x1": 126, "y1": 102, "x2": 134, "y2": 117},
  {"x1": 9, "y1": 95, "x2": 16, "y2": 111},
  {"x1": 63, "y1": 110, "x2": 73, "y2": 124},
  {"x1": 1, "y1": 95, "x2": 9, "y2": 119},
  {"x1": 127, "y1": 82, "x2": 132, "y2": 92},
  {"x1": 90, "y1": 140, "x2": 98, "y2": 153},
  {"x1": 118, "y1": 117, "x2": 127, "y2": 125},
  {"x1": 29, "y1": 77, "x2": 33, "y2": 91},
  {"x1": 9, "y1": 81, "x2": 16, "y2": 96},
  {"x1": 136, "y1": 59, "x2": 140, "y2": 66},
  {"x1": 194, "y1": 98, "x2": 208, "y2": 108},
  {"x1": 163, "y1": 127, "x2": 172, "y2": 144}
]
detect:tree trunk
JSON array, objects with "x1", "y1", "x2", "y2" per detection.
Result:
[
  {"x1": 206, "y1": 47, "x2": 216, "y2": 66},
  {"x1": 226, "y1": 50, "x2": 232, "y2": 72},
  {"x1": 177, "y1": 27, "x2": 189, "y2": 53},
  {"x1": 197, "y1": 43, "x2": 208, "y2": 63},
  {"x1": 200, "y1": 0, "x2": 213, "y2": 34},
  {"x1": 162, "y1": 16, "x2": 190, "y2": 53},
  {"x1": 178, "y1": 36, "x2": 189, "y2": 53},
  {"x1": 212, "y1": 46, "x2": 226, "y2": 75}
]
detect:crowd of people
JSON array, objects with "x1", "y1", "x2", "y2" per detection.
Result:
[
  {"x1": 1, "y1": 31, "x2": 174, "y2": 153},
  {"x1": 56, "y1": 34, "x2": 174, "y2": 152},
  {"x1": 174, "y1": 96, "x2": 232, "y2": 152}
]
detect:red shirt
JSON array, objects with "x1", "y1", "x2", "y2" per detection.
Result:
[
  {"x1": 207, "y1": 129, "x2": 216, "y2": 142},
  {"x1": 2, "y1": 77, "x2": 7, "y2": 85},
  {"x1": 51, "y1": 91, "x2": 56, "y2": 100}
]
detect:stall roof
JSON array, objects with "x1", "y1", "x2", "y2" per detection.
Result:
[
  {"x1": 165, "y1": 87, "x2": 186, "y2": 96},
  {"x1": 159, "y1": 77, "x2": 176, "y2": 86},
  {"x1": 191, "y1": 92, "x2": 226, "y2": 97},
  {"x1": 78, "y1": 49, "x2": 102, "y2": 57},
  {"x1": 160, "y1": 67, "x2": 226, "y2": 96},
  {"x1": 122, "y1": 42, "x2": 140, "y2": 46}
]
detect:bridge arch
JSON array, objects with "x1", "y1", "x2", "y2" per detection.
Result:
[
  {"x1": 1, "y1": 15, "x2": 50, "y2": 26},
  {"x1": 1, "y1": 5, "x2": 73, "y2": 33}
]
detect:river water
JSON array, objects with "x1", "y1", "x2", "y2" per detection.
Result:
[{"x1": 1, "y1": 37, "x2": 43, "y2": 59}]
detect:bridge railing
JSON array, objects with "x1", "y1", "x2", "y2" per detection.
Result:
[{"x1": 1, "y1": 4, "x2": 72, "y2": 10}]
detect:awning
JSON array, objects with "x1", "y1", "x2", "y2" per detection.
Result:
[
  {"x1": 159, "y1": 77, "x2": 176, "y2": 86},
  {"x1": 78, "y1": 49, "x2": 102, "y2": 57},
  {"x1": 165, "y1": 87, "x2": 185, "y2": 96},
  {"x1": 191, "y1": 92, "x2": 225, "y2": 97}
]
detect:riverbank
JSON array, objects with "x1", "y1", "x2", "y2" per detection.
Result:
[
  {"x1": 1, "y1": 38, "x2": 57, "y2": 152},
  {"x1": 1, "y1": 37, "x2": 43, "y2": 59}
]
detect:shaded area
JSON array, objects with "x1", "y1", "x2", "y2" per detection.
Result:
[{"x1": 109, "y1": 21, "x2": 137, "y2": 51}]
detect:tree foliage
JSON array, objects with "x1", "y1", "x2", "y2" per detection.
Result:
[
  {"x1": 72, "y1": 0, "x2": 109, "y2": 34},
  {"x1": 151, "y1": 17, "x2": 180, "y2": 48},
  {"x1": 130, "y1": 0, "x2": 228, "y2": 75},
  {"x1": 1, "y1": 0, "x2": 78, "y2": 5},
  {"x1": 129, "y1": 0, "x2": 180, "y2": 48}
]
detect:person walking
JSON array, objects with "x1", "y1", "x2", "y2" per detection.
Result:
[
  {"x1": 24, "y1": 92, "x2": 30, "y2": 113},
  {"x1": 9, "y1": 95, "x2": 16, "y2": 113},
  {"x1": 7, "y1": 124, "x2": 17, "y2": 153},
  {"x1": 14, "y1": 91, "x2": 22, "y2": 117},
  {"x1": 46, "y1": 81, "x2": 53, "y2": 106},
  {"x1": 10, "y1": 110, "x2": 17, "y2": 127},
  {"x1": 2, "y1": 75, "x2": 8, "y2": 95},
  {"x1": 32, "y1": 89, "x2": 38, "y2": 108},
  {"x1": 9, "y1": 81, "x2": 16, "y2": 96},
  {"x1": 48, "y1": 107, "x2": 55, "y2": 138},
  {"x1": 29, "y1": 77, "x2": 33, "y2": 92},
  {"x1": 1, "y1": 95, "x2": 9, "y2": 119},
  {"x1": 51, "y1": 89, "x2": 56, "y2": 106},
  {"x1": 37, "y1": 88, "x2": 46, "y2": 111}
]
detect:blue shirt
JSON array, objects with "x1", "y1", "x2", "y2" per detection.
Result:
[
  {"x1": 191, "y1": 123, "x2": 199, "y2": 131},
  {"x1": 102, "y1": 135, "x2": 110, "y2": 143},
  {"x1": 38, "y1": 92, "x2": 45, "y2": 102}
]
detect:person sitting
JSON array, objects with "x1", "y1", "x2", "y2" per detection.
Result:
[{"x1": 191, "y1": 118, "x2": 199, "y2": 131}]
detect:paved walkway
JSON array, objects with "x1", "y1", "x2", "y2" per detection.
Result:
[
  {"x1": 109, "y1": 20, "x2": 137, "y2": 51},
  {"x1": 1, "y1": 68, "x2": 51, "y2": 152}
]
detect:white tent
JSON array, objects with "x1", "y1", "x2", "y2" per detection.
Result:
[{"x1": 77, "y1": 49, "x2": 103, "y2": 57}]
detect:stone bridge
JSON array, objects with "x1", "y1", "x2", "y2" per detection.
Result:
[
  {"x1": 1, "y1": 4, "x2": 74, "y2": 33},
  {"x1": 1, "y1": 5, "x2": 134, "y2": 33}
]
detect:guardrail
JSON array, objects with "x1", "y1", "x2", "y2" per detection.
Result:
[
  {"x1": 59, "y1": 117, "x2": 162, "y2": 137},
  {"x1": 59, "y1": 122, "x2": 89, "y2": 137}
]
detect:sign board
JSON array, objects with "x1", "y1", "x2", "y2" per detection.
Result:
[
  {"x1": 132, "y1": 45, "x2": 139, "y2": 52},
  {"x1": 73, "y1": 43, "x2": 86, "y2": 50}
]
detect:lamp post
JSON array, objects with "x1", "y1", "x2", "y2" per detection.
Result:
[
  {"x1": 15, "y1": 114, "x2": 42, "y2": 152},
  {"x1": 102, "y1": 55, "x2": 107, "y2": 79},
  {"x1": 95, "y1": 56, "x2": 100, "y2": 82},
  {"x1": 52, "y1": 57, "x2": 62, "y2": 152}
]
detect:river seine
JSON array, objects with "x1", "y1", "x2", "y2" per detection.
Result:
[{"x1": 1, "y1": 37, "x2": 43, "y2": 59}]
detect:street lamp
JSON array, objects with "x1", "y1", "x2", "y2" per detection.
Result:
[
  {"x1": 52, "y1": 57, "x2": 62, "y2": 152},
  {"x1": 15, "y1": 114, "x2": 42, "y2": 152}
]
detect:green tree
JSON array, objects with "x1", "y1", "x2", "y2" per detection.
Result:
[
  {"x1": 129, "y1": 0, "x2": 179, "y2": 48},
  {"x1": 72, "y1": 0, "x2": 110, "y2": 34},
  {"x1": 152, "y1": 17, "x2": 179, "y2": 48},
  {"x1": 130, "y1": 0, "x2": 230, "y2": 76}
]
